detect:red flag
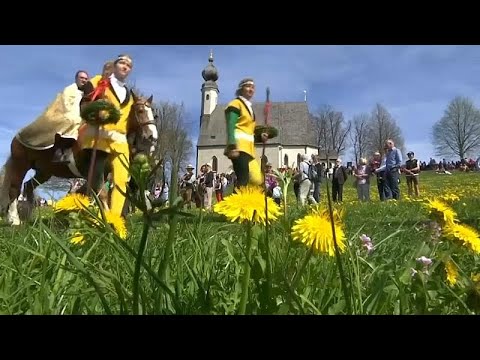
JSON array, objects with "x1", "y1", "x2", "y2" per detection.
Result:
[
  {"x1": 264, "y1": 87, "x2": 271, "y2": 125},
  {"x1": 88, "y1": 78, "x2": 111, "y2": 101}
]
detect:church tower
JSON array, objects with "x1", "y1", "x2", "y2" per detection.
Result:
[{"x1": 200, "y1": 49, "x2": 219, "y2": 124}]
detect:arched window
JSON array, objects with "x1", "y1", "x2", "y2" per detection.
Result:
[
  {"x1": 284, "y1": 154, "x2": 289, "y2": 167},
  {"x1": 297, "y1": 153, "x2": 302, "y2": 170},
  {"x1": 206, "y1": 94, "x2": 210, "y2": 101},
  {"x1": 212, "y1": 156, "x2": 218, "y2": 172}
]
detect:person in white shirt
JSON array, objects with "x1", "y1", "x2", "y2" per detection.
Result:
[
  {"x1": 16, "y1": 70, "x2": 89, "y2": 161},
  {"x1": 353, "y1": 157, "x2": 370, "y2": 201},
  {"x1": 297, "y1": 154, "x2": 317, "y2": 206}
]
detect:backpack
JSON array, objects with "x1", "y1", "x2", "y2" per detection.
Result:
[
  {"x1": 308, "y1": 163, "x2": 319, "y2": 182},
  {"x1": 406, "y1": 159, "x2": 420, "y2": 174},
  {"x1": 272, "y1": 186, "x2": 282, "y2": 198}
]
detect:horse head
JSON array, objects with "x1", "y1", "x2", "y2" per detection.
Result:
[{"x1": 129, "y1": 92, "x2": 158, "y2": 157}]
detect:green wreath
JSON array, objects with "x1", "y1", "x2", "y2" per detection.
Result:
[
  {"x1": 254, "y1": 125, "x2": 278, "y2": 141},
  {"x1": 80, "y1": 99, "x2": 121, "y2": 126}
]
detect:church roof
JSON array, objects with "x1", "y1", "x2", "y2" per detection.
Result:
[{"x1": 197, "y1": 101, "x2": 318, "y2": 148}]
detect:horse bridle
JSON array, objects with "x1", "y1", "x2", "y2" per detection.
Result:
[{"x1": 132, "y1": 100, "x2": 156, "y2": 128}]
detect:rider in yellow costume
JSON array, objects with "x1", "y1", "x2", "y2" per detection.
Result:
[
  {"x1": 224, "y1": 78, "x2": 266, "y2": 187},
  {"x1": 78, "y1": 54, "x2": 134, "y2": 217}
]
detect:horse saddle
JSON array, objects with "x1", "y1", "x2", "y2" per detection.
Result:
[
  {"x1": 51, "y1": 133, "x2": 77, "y2": 163},
  {"x1": 54, "y1": 133, "x2": 77, "y2": 149}
]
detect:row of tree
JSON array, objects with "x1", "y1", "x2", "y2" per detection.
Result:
[
  {"x1": 432, "y1": 96, "x2": 480, "y2": 160},
  {"x1": 311, "y1": 96, "x2": 480, "y2": 165},
  {"x1": 151, "y1": 100, "x2": 193, "y2": 201},
  {"x1": 311, "y1": 103, "x2": 405, "y2": 165}
]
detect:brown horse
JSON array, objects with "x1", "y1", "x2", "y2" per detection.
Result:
[{"x1": 0, "y1": 93, "x2": 158, "y2": 225}]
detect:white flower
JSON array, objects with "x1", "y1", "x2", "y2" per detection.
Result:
[
  {"x1": 416, "y1": 256, "x2": 432, "y2": 266},
  {"x1": 363, "y1": 242, "x2": 374, "y2": 254},
  {"x1": 360, "y1": 234, "x2": 371, "y2": 244},
  {"x1": 360, "y1": 234, "x2": 374, "y2": 254}
]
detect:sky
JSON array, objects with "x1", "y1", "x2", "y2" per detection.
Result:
[{"x1": 1, "y1": 44, "x2": 480, "y2": 198}]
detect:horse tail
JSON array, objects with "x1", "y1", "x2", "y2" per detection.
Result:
[{"x1": 0, "y1": 156, "x2": 12, "y2": 211}]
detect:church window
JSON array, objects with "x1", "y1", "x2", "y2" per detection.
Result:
[
  {"x1": 212, "y1": 156, "x2": 218, "y2": 172},
  {"x1": 284, "y1": 154, "x2": 289, "y2": 167},
  {"x1": 206, "y1": 94, "x2": 210, "y2": 100}
]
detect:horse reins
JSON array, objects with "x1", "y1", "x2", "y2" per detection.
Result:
[{"x1": 132, "y1": 101, "x2": 156, "y2": 128}]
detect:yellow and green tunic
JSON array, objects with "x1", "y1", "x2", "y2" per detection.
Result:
[
  {"x1": 79, "y1": 74, "x2": 134, "y2": 217},
  {"x1": 225, "y1": 97, "x2": 262, "y2": 186},
  {"x1": 80, "y1": 74, "x2": 134, "y2": 155}
]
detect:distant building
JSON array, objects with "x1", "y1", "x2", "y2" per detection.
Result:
[{"x1": 196, "y1": 52, "x2": 338, "y2": 174}]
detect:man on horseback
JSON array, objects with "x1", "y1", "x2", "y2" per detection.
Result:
[
  {"x1": 15, "y1": 70, "x2": 89, "y2": 156},
  {"x1": 52, "y1": 70, "x2": 91, "y2": 162},
  {"x1": 16, "y1": 70, "x2": 88, "y2": 155},
  {"x1": 76, "y1": 54, "x2": 137, "y2": 218}
]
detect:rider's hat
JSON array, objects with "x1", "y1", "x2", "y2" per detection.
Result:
[
  {"x1": 115, "y1": 54, "x2": 133, "y2": 67},
  {"x1": 238, "y1": 78, "x2": 254, "y2": 90}
]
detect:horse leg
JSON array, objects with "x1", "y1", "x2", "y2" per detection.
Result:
[
  {"x1": 0, "y1": 158, "x2": 12, "y2": 214},
  {"x1": 6, "y1": 157, "x2": 31, "y2": 226},
  {"x1": 23, "y1": 171, "x2": 51, "y2": 219},
  {"x1": 77, "y1": 149, "x2": 107, "y2": 191},
  {"x1": 7, "y1": 198, "x2": 21, "y2": 226},
  {"x1": 98, "y1": 185, "x2": 110, "y2": 211}
]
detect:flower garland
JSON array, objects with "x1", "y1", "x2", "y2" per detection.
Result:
[
  {"x1": 254, "y1": 125, "x2": 278, "y2": 140},
  {"x1": 80, "y1": 99, "x2": 121, "y2": 126}
]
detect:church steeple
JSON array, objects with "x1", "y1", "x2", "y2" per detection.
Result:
[
  {"x1": 201, "y1": 49, "x2": 219, "y2": 118},
  {"x1": 202, "y1": 49, "x2": 218, "y2": 82}
]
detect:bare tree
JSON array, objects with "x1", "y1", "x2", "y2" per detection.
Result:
[
  {"x1": 312, "y1": 105, "x2": 351, "y2": 157},
  {"x1": 349, "y1": 113, "x2": 370, "y2": 164},
  {"x1": 153, "y1": 101, "x2": 193, "y2": 201},
  {"x1": 432, "y1": 96, "x2": 480, "y2": 160},
  {"x1": 129, "y1": 83, "x2": 193, "y2": 189},
  {"x1": 366, "y1": 103, "x2": 405, "y2": 157}
]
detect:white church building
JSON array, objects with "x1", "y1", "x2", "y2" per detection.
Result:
[{"x1": 195, "y1": 52, "x2": 337, "y2": 174}]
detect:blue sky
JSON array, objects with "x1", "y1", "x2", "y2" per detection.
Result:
[{"x1": 1, "y1": 45, "x2": 479, "y2": 197}]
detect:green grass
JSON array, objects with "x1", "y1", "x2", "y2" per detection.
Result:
[{"x1": 1, "y1": 170, "x2": 479, "y2": 314}]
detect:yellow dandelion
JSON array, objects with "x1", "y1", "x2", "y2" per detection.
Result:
[
  {"x1": 70, "y1": 232, "x2": 85, "y2": 245},
  {"x1": 423, "y1": 199, "x2": 457, "y2": 226},
  {"x1": 331, "y1": 207, "x2": 344, "y2": 222},
  {"x1": 441, "y1": 194, "x2": 460, "y2": 202},
  {"x1": 471, "y1": 273, "x2": 480, "y2": 283},
  {"x1": 311, "y1": 204, "x2": 344, "y2": 222},
  {"x1": 443, "y1": 222, "x2": 480, "y2": 253},
  {"x1": 213, "y1": 185, "x2": 282, "y2": 225},
  {"x1": 104, "y1": 210, "x2": 128, "y2": 239},
  {"x1": 54, "y1": 193, "x2": 91, "y2": 213},
  {"x1": 445, "y1": 259, "x2": 459, "y2": 286},
  {"x1": 291, "y1": 208, "x2": 346, "y2": 257}
]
